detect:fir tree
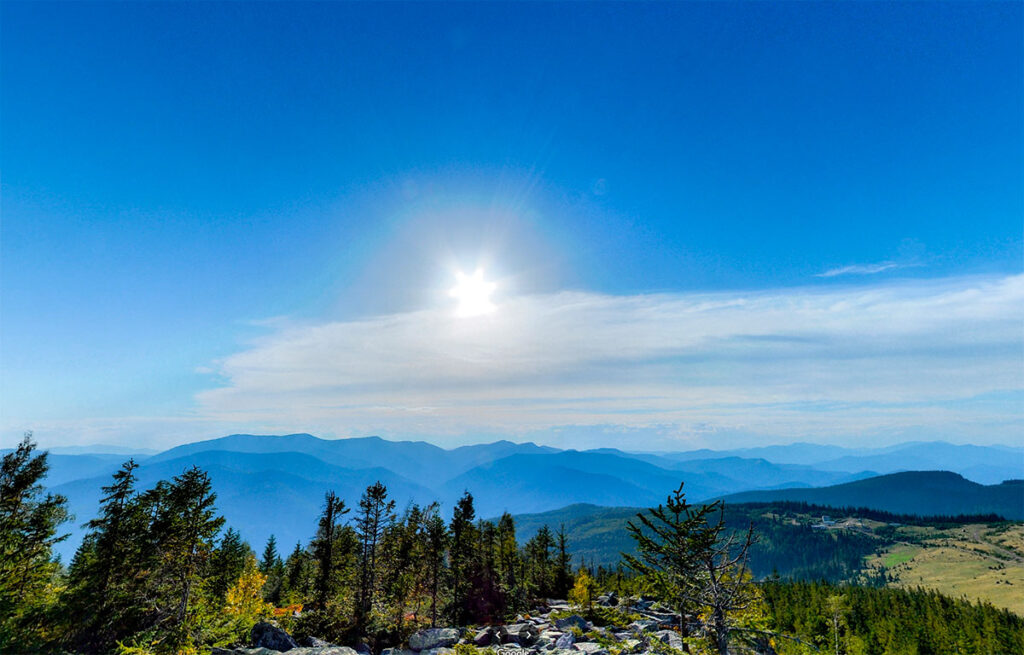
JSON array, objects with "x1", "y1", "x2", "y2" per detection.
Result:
[{"x1": 0, "y1": 433, "x2": 69, "y2": 652}]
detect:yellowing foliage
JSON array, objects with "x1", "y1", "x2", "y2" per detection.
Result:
[{"x1": 224, "y1": 555, "x2": 273, "y2": 622}]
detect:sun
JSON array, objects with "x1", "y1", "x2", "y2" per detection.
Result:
[{"x1": 449, "y1": 269, "x2": 497, "y2": 317}]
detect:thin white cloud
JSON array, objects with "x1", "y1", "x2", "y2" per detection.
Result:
[
  {"x1": 194, "y1": 274, "x2": 1024, "y2": 444},
  {"x1": 816, "y1": 261, "x2": 902, "y2": 277}
]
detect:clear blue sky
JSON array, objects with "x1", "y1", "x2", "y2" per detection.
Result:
[{"x1": 2, "y1": 2, "x2": 1021, "y2": 449}]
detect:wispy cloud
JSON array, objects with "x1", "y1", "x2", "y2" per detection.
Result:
[
  {"x1": 193, "y1": 274, "x2": 1024, "y2": 445},
  {"x1": 816, "y1": 261, "x2": 903, "y2": 277}
]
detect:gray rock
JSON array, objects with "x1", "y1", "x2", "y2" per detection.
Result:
[
  {"x1": 381, "y1": 649, "x2": 416, "y2": 655},
  {"x1": 554, "y1": 615, "x2": 589, "y2": 632},
  {"x1": 555, "y1": 633, "x2": 576, "y2": 650},
  {"x1": 620, "y1": 639, "x2": 643, "y2": 653},
  {"x1": 474, "y1": 628, "x2": 497, "y2": 646},
  {"x1": 573, "y1": 643, "x2": 608, "y2": 655},
  {"x1": 211, "y1": 649, "x2": 281, "y2": 655},
  {"x1": 534, "y1": 637, "x2": 555, "y2": 650},
  {"x1": 420, "y1": 648, "x2": 455, "y2": 655},
  {"x1": 628, "y1": 621, "x2": 657, "y2": 634},
  {"x1": 287, "y1": 649, "x2": 359, "y2": 655},
  {"x1": 355, "y1": 644, "x2": 372, "y2": 655},
  {"x1": 652, "y1": 631, "x2": 683, "y2": 650},
  {"x1": 250, "y1": 621, "x2": 299, "y2": 652},
  {"x1": 300, "y1": 637, "x2": 335, "y2": 648},
  {"x1": 504, "y1": 623, "x2": 539, "y2": 646},
  {"x1": 410, "y1": 628, "x2": 460, "y2": 651}
]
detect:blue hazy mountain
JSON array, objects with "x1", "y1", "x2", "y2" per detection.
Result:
[
  {"x1": 38, "y1": 434, "x2": 1024, "y2": 562},
  {"x1": 146, "y1": 433, "x2": 558, "y2": 480},
  {"x1": 51, "y1": 449, "x2": 436, "y2": 562},
  {"x1": 721, "y1": 471, "x2": 1024, "y2": 520}
]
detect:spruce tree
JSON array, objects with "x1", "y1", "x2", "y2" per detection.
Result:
[
  {"x1": 0, "y1": 433, "x2": 69, "y2": 651},
  {"x1": 355, "y1": 481, "x2": 395, "y2": 626},
  {"x1": 447, "y1": 491, "x2": 477, "y2": 625},
  {"x1": 419, "y1": 504, "x2": 448, "y2": 627},
  {"x1": 311, "y1": 490, "x2": 350, "y2": 611}
]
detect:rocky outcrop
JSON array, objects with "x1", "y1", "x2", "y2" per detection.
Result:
[
  {"x1": 215, "y1": 596, "x2": 697, "y2": 655},
  {"x1": 503, "y1": 623, "x2": 539, "y2": 646},
  {"x1": 409, "y1": 628, "x2": 460, "y2": 651},
  {"x1": 252, "y1": 621, "x2": 300, "y2": 652}
]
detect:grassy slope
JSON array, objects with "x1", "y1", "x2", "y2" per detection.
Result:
[{"x1": 868, "y1": 523, "x2": 1024, "y2": 615}]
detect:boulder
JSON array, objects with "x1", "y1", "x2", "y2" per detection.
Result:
[
  {"x1": 652, "y1": 631, "x2": 683, "y2": 650},
  {"x1": 503, "y1": 623, "x2": 539, "y2": 646},
  {"x1": 211, "y1": 649, "x2": 281, "y2": 655},
  {"x1": 555, "y1": 633, "x2": 576, "y2": 650},
  {"x1": 554, "y1": 615, "x2": 589, "y2": 632},
  {"x1": 301, "y1": 637, "x2": 335, "y2": 648},
  {"x1": 409, "y1": 628, "x2": 460, "y2": 651},
  {"x1": 534, "y1": 636, "x2": 555, "y2": 650},
  {"x1": 420, "y1": 648, "x2": 455, "y2": 655},
  {"x1": 620, "y1": 639, "x2": 643, "y2": 653},
  {"x1": 573, "y1": 643, "x2": 608, "y2": 655},
  {"x1": 473, "y1": 628, "x2": 497, "y2": 646},
  {"x1": 628, "y1": 621, "x2": 657, "y2": 634},
  {"x1": 287, "y1": 649, "x2": 359, "y2": 655},
  {"x1": 355, "y1": 644, "x2": 372, "y2": 655},
  {"x1": 250, "y1": 621, "x2": 299, "y2": 652},
  {"x1": 381, "y1": 649, "x2": 416, "y2": 655}
]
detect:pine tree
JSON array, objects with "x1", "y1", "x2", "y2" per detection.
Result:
[
  {"x1": 311, "y1": 490, "x2": 350, "y2": 611},
  {"x1": 624, "y1": 482, "x2": 757, "y2": 655},
  {"x1": 210, "y1": 528, "x2": 251, "y2": 601},
  {"x1": 447, "y1": 491, "x2": 477, "y2": 625},
  {"x1": 355, "y1": 481, "x2": 395, "y2": 626},
  {"x1": 555, "y1": 524, "x2": 573, "y2": 599},
  {"x1": 0, "y1": 433, "x2": 69, "y2": 651},
  {"x1": 159, "y1": 466, "x2": 226, "y2": 642},
  {"x1": 260, "y1": 534, "x2": 285, "y2": 605},
  {"x1": 420, "y1": 504, "x2": 448, "y2": 627},
  {"x1": 63, "y1": 459, "x2": 145, "y2": 652}
]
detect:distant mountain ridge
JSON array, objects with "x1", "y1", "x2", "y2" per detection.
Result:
[
  {"x1": 721, "y1": 471, "x2": 1024, "y2": 520},
  {"x1": 33, "y1": 433, "x2": 1024, "y2": 562}
]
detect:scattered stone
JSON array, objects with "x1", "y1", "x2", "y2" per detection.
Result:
[
  {"x1": 381, "y1": 649, "x2": 415, "y2": 655},
  {"x1": 300, "y1": 637, "x2": 335, "y2": 648},
  {"x1": 503, "y1": 623, "x2": 539, "y2": 646},
  {"x1": 410, "y1": 628, "x2": 460, "y2": 651},
  {"x1": 554, "y1": 615, "x2": 589, "y2": 632},
  {"x1": 620, "y1": 639, "x2": 643, "y2": 653},
  {"x1": 250, "y1": 621, "x2": 299, "y2": 652},
  {"x1": 534, "y1": 636, "x2": 555, "y2": 650},
  {"x1": 473, "y1": 628, "x2": 493, "y2": 646},
  {"x1": 211, "y1": 648, "x2": 281, "y2": 655},
  {"x1": 573, "y1": 643, "x2": 608, "y2": 655},
  {"x1": 555, "y1": 632, "x2": 576, "y2": 650},
  {"x1": 287, "y1": 649, "x2": 359, "y2": 655},
  {"x1": 652, "y1": 630, "x2": 683, "y2": 650},
  {"x1": 355, "y1": 643, "x2": 372, "y2": 655},
  {"x1": 420, "y1": 648, "x2": 455, "y2": 655}
]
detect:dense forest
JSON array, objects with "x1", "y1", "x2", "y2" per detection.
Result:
[{"x1": 3, "y1": 435, "x2": 1022, "y2": 655}]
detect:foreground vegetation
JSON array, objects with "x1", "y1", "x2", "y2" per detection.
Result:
[{"x1": 3, "y1": 434, "x2": 1022, "y2": 654}]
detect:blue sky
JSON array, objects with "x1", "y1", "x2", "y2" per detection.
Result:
[{"x1": 2, "y1": 2, "x2": 1021, "y2": 450}]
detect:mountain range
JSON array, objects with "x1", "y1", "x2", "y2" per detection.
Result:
[{"x1": 10, "y1": 433, "x2": 1021, "y2": 562}]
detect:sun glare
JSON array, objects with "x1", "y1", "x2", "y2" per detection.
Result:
[{"x1": 449, "y1": 269, "x2": 497, "y2": 317}]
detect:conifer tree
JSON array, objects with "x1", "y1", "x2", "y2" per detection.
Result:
[
  {"x1": 419, "y1": 504, "x2": 448, "y2": 627},
  {"x1": 0, "y1": 433, "x2": 69, "y2": 652},
  {"x1": 447, "y1": 491, "x2": 477, "y2": 625},
  {"x1": 625, "y1": 482, "x2": 757, "y2": 655},
  {"x1": 555, "y1": 524, "x2": 573, "y2": 599},
  {"x1": 210, "y1": 528, "x2": 251, "y2": 602},
  {"x1": 260, "y1": 534, "x2": 285, "y2": 605},
  {"x1": 311, "y1": 490, "x2": 351, "y2": 611},
  {"x1": 355, "y1": 481, "x2": 395, "y2": 626},
  {"x1": 160, "y1": 466, "x2": 225, "y2": 638}
]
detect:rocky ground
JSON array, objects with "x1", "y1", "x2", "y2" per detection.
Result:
[{"x1": 213, "y1": 593, "x2": 687, "y2": 655}]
